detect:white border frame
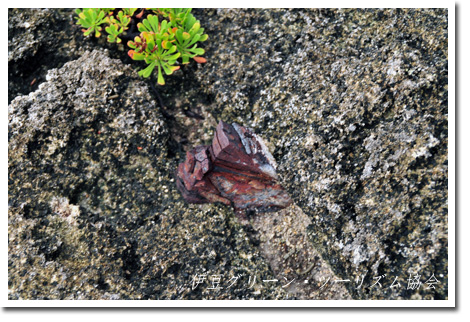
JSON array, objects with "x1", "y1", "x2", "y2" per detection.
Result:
[{"x1": 4, "y1": 1, "x2": 456, "y2": 308}]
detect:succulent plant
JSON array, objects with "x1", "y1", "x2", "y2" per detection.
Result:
[
  {"x1": 75, "y1": 8, "x2": 208, "y2": 85},
  {"x1": 75, "y1": 8, "x2": 107, "y2": 37},
  {"x1": 105, "y1": 10, "x2": 132, "y2": 43},
  {"x1": 172, "y1": 12, "x2": 208, "y2": 64},
  {"x1": 127, "y1": 19, "x2": 181, "y2": 85}
]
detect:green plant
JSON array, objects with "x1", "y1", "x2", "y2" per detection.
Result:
[
  {"x1": 75, "y1": 8, "x2": 108, "y2": 37},
  {"x1": 172, "y1": 12, "x2": 208, "y2": 64},
  {"x1": 75, "y1": 8, "x2": 208, "y2": 85},
  {"x1": 128, "y1": 26, "x2": 181, "y2": 85},
  {"x1": 105, "y1": 10, "x2": 132, "y2": 43}
]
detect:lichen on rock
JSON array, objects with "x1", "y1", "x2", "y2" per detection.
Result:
[
  {"x1": 9, "y1": 8, "x2": 449, "y2": 301},
  {"x1": 8, "y1": 49, "x2": 283, "y2": 300},
  {"x1": 193, "y1": 8, "x2": 449, "y2": 300}
]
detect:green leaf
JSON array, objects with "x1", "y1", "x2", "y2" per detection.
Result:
[
  {"x1": 157, "y1": 65, "x2": 165, "y2": 85},
  {"x1": 175, "y1": 29, "x2": 184, "y2": 43},
  {"x1": 140, "y1": 14, "x2": 161, "y2": 33},
  {"x1": 129, "y1": 50, "x2": 145, "y2": 60},
  {"x1": 139, "y1": 61, "x2": 157, "y2": 78},
  {"x1": 188, "y1": 34, "x2": 201, "y2": 46},
  {"x1": 161, "y1": 62, "x2": 173, "y2": 75},
  {"x1": 185, "y1": 14, "x2": 196, "y2": 30},
  {"x1": 191, "y1": 47, "x2": 205, "y2": 55},
  {"x1": 164, "y1": 52, "x2": 181, "y2": 62},
  {"x1": 147, "y1": 38, "x2": 156, "y2": 52},
  {"x1": 181, "y1": 54, "x2": 190, "y2": 64},
  {"x1": 122, "y1": 8, "x2": 137, "y2": 16},
  {"x1": 165, "y1": 45, "x2": 178, "y2": 55},
  {"x1": 190, "y1": 22, "x2": 200, "y2": 35},
  {"x1": 161, "y1": 40, "x2": 172, "y2": 50}
]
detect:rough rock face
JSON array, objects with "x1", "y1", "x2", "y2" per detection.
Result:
[
  {"x1": 9, "y1": 8, "x2": 448, "y2": 300},
  {"x1": 8, "y1": 9, "x2": 80, "y2": 103},
  {"x1": 177, "y1": 121, "x2": 292, "y2": 212},
  {"x1": 193, "y1": 8, "x2": 448, "y2": 300},
  {"x1": 8, "y1": 49, "x2": 284, "y2": 300}
]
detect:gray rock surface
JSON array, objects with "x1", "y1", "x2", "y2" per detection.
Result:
[
  {"x1": 9, "y1": 8, "x2": 448, "y2": 300},
  {"x1": 8, "y1": 50, "x2": 284, "y2": 300},
  {"x1": 8, "y1": 9, "x2": 81, "y2": 102},
  {"x1": 193, "y1": 8, "x2": 448, "y2": 300}
]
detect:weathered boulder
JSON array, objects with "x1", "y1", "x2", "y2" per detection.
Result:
[
  {"x1": 193, "y1": 8, "x2": 448, "y2": 300},
  {"x1": 8, "y1": 8, "x2": 449, "y2": 300},
  {"x1": 8, "y1": 49, "x2": 283, "y2": 300},
  {"x1": 8, "y1": 9, "x2": 82, "y2": 103}
]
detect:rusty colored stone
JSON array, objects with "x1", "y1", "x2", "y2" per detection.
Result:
[
  {"x1": 176, "y1": 121, "x2": 292, "y2": 212},
  {"x1": 176, "y1": 145, "x2": 230, "y2": 205}
]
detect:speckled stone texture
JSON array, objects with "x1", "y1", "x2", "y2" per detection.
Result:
[
  {"x1": 8, "y1": 9, "x2": 81, "y2": 103},
  {"x1": 193, "y1": 8, "x2": 448, "y2": 300},
  {"x1": 8, "y1": 50, "x2": 284, "y2": 300},
  {"x1": 9, "y1": 8, "x2": 448, "y2": 300}
]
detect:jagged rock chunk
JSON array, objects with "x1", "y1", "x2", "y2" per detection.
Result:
[{"x1": 176, "y1": 121, "x2": 292, "y2": 212}]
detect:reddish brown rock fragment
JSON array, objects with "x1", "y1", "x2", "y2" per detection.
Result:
[
  {"x1": 176, "y1": 145, "x2": 230, "y2": 205},
  {"x1": 176, "y1": 121, "x2": 292, "y2": 212}
]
